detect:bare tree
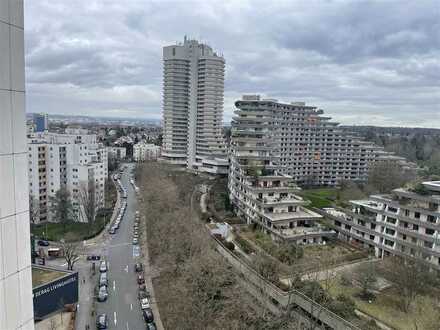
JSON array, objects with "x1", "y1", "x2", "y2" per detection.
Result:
[
  {"x1": 78, "y1": 178, "x2": 103, "y2": 230},
  {"x1": 388, "y1": 256, "x2": 433, "y2": 312},
  {"x1": 29, "y1": 195, "x2": 40, "y2": 224},
  {"x1": 357, "y1": 262, "x2": 377, "y2": 299},
  {"x1": 368, "y1": 162, "x2": 409, "y2": 193},
  {"x1": 50, "y1": 187, "x2": 75, "y2": 233},
  {"x1": 60, "y1": 241, "x2": 82, "y2": 270}
]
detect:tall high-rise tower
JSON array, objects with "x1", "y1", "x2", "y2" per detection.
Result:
[
  {"x1": 161, "y1": 37, "x2": 228, "y2": 174},
  {"x1": 0, "y1": 0, "x2": 35, "y2": 329}
]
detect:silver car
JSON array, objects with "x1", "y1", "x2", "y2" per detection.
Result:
[
  {"x1": 99, "y1": 272, "x2": 108, "y2": 287},
  {"x1": 98, "y1": 286, "x2": 108, "y2": 302}
]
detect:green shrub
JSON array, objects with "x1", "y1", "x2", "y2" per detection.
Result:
[
  {"x1": 328, "y1": 294, "x2": 356, "y2": 319},
  {"x1": 224, "y1": 241, "x2": 235, "y2": 251},
  {"x1": 234, "y1": 235, "x2": 255, "y2": 254}
]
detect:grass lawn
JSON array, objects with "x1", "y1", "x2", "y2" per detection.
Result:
[
  {"x1": 298, "y1": 188, "x2": 339, "y2": 208},
  {"x1": 326, "y1": 277, "x2": 438, "y2": 330},
  {"x1": 32, "y1": 176, "x2": 117, "y2": 242},
  {"x1": 31, "y1": 216, "x2": 108, "y2": 242}
]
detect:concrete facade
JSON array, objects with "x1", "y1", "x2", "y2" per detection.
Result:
[
  {"x1": 0, "y1": 0, "x2": 35, "y2": 328},
  {"x1": 28, "y1": 130, "x2": 107, "y2": 223},
  {"x1": 325, "y1": 181, "x2": 440, "y2": 270},
  {"x1": 161, "y1": 37, "x2": 228, "y2": 174},
  {"x1": 133, "y1": 142, "x2": 161, "y2": 162},
  {"x1": 229, "y1": 96, "x2": 332, "y2": 243},
  {"x1": 232, "y1": 96, "x2": 414, "y2": 186}
]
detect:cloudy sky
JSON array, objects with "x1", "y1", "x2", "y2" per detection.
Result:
[{"x1": 25, "y1": 0, "x2": 440, "y2": 127}]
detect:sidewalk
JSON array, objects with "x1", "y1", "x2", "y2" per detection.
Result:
[{"x1": 140, "y1": 213, "x2": 165, "y2": 330}]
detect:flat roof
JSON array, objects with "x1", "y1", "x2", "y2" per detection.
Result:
[
  {"x1": 32, "y1": 265, "x2": 70, "y2": 288},
  {"x1": 265, "y1": 208, "x2": 322, "y2": 222}
]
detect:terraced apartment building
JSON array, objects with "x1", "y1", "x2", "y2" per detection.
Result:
[
  {"x1": 237, "y1": 95, "x2": 413, "y2": 186},
  {"x1": 229, "y1": 95, "x2": 333, "y2": 243},
  {"x1": 161, "y1": 37, "x2": 228, "y2": 174},
  {"x1": 324, "y1": 181, "x2": 440, "y2": 270}
]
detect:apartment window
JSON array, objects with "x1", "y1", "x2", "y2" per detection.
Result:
[
  {"x1": 413, "y1": 224, "x2": 419, "y2": 231},
  {"x1": 425, "y1": 228, "x2": 435, "y2": 236},
  {"x1": 427, "y1": 215, "x2": 436, "y2": 224},
  {"x1": 414, "y1": 212, "x2": 421, "y2": 219}
]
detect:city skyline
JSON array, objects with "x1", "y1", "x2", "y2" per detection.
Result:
[{"x1": 25, "y1": 1, "x2": 440, "y2": 127}]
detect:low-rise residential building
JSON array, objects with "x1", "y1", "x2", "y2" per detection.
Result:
[
  {"x1": 28, "y1": 129, "x2": 107, "y2": 223},
  {"x1": 229, "y1": 96, "x2": 332, "y2": 244},
  {"x1": 133, "y1": 142, "x2": 161, "y2": 162},
  {"x1": 106, "y1": 146, "x2": 126, "y2": 160},
  {"x1": 324, "y1": 181, "x2": 440, "y2": 270}
]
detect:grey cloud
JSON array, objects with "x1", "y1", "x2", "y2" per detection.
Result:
[{"x1": 24, "y1": 0, "x2": 440, "y2": 127}]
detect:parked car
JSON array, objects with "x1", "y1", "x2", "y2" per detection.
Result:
[
  {"x1": 142, "y1": 308, "x2": 154, "y2": 323},
  {"x1": 96, "y1": 314, "x2": 108, "y2": 329},
  {"x1": 133, "y1": 238, "x2": 139, "y2": 245},
  {"x1": 98, "y1": 286, "x2": 108, "y2": 302},
  {"x1": 99, "y1": 272, "x2": 108, "y2": 287},
  {"x1": 87, "y1": 255, "x2": 101, "y2": 261},
  {"x1": 99, "y1": 261, "x2": 107, "y2": 273},
  {"x1": 109, "y1": 227, "x2": 116, "y2": 235},
  {"x1": 37, "y1": 240, "x2": 49, "y2": 246},
  {"x1": 138, "y1": 283, "x2": 147, "y2": 291},
  {"x1": 140, "y1": 297, "x2": 150, "y2": 310},
  {"x1": 134, "y1": 263, "x2": 143, "y2": 272},
  {"x1": 146, "y1": 322, "x2": 157, "y2": 330},
  {"x1": 137, "y1": 274, "x2": 145, "y2": 285},
  {"x1": 138, "y1": 290, "x2": 149, "y2": 300}
]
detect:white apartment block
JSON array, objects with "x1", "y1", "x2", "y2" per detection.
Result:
[
  {"x1": 133, "y1": 142, "x2": 161, "y2": 162},
  {"x1": 229, "y1": 96, "x2": 333, "y2": 244},
  {"x1": 325, "y1": 181, "x2": 440, "y2": 270},
  {"x1": 236, "y1": 95, "x2": 413, "y2": 186},
  {"x1": 0, "y1": 0, "x2": 35, "y2": 328},
  {"x1": 161, "y1": 37, "x2": 228, "y2": 174},
  {"x1": 106, "y1": 146, "x2": 126, "y2": 160},
  {"x1": 28, "y1": 130, "x2": 108, "y2": 224}
]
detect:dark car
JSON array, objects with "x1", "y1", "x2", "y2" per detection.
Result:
[
  {"x1": 87, "y1": 255, "x2": 101, "y2": 261},
  {"x1": 137, "y1": 274, "x2": 145, "y2": 285},
  {"x1": 134, "y1": 263, "x2": 143, "y2": 272},
  {"x1": 37, "y1": 240, "x2": 49, "y2": 246},
  {"x1": 146, "y1": 322, "x2": 157, "y2": 330},
  {"x1": 138, "y1": 283, "x2": 147, "y2": 291},
  {"x1": 142, "y1": 308, "x2": 154, "y2": 323},
  {"x1": 96, "y1": 314, "x2": 107, "y2": 329},
  {"x1": 138, "y1": 290, "x2": 150, "y2": 300}
]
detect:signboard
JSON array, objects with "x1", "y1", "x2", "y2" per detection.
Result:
[{"x1": 33, "y1": 270, "x2": 79, "y2": 319}]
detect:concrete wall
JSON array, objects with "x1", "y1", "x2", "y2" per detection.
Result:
[{"x1": 0, "y1": 1, "x2": 35, "y2": 328}]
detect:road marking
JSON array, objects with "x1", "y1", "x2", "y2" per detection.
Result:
[
  {"x1": 113, "y1": 280, "x2": 116, "y2": 291},
  {"x1": 126, "y1": 322, "x2": 129, "y2": 330},
  {"x1": 125, "y1": 265, "x2": 129, "y2": 273},
  {"x1": 114, "y1": 312, "x2": 117, "y2": 326},
  {"x1": 130, "y1": 303, "x2": 133, "y2": 310}
]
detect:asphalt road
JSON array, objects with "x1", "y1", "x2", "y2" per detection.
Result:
[{"x1": 95, "y1": 164, "x2": 145, "y2": 330}]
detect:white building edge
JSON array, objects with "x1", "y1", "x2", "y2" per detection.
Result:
[{"x1": 0, "y1": 0, "x2": 35, "y2": 328}]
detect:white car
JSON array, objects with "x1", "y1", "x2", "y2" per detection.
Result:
[
  {"x1": 99, "y1": 261, "x2": 107, "y2": 273},
  {"x1": 140, "y1": 298, "x2": 150, "y2": 310}
]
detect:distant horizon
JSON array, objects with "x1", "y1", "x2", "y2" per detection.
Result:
[{"x1": 25, "y1": 111, "x2": 440, "y2": 130}]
